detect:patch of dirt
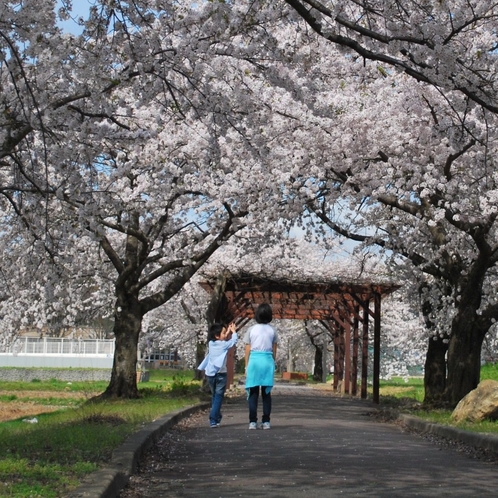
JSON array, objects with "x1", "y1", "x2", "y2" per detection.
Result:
[
  {"x1": 0, "y1": 390, "x2": 91, "y2": 399},
  {"x1": 0, "y1": 390, "x2": 93, "y2": 423},
  {"x1": 0, "y1": 402, "x2": 62, "y2": 422},
  {"x1": 310, "y1": 383, "x2": 336, "y2": 391}
]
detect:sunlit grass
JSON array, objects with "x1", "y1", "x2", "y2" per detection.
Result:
[
  {"x1": 376, "y1": 364, "x2": 498, "y2": 435},
  {"x1": 480, "y1": 362, "x2": 498, "y2": 381},
  {"x1": 379, "y1": 376, "x2": 425, "y2": 403},
  {"x1": 0, "y1": 376, "x2": 109, "y2": 393}
]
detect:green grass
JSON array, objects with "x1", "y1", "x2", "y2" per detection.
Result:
[
  {"x1": 2, "y1": 366, "x2": 498, "y2": 497},
  {"x1": 480, "y1": 362, "x2": 498, "y2": 381},
  {"x1": 0, "y1": 370, "x2": 206, "y2": 498},
  {"x1": 378, "y1": 376, "x2": 425, "y2": 403},
  {"x1": 378, "y1": 363, "x2": 498, "y2": 406},
  {"x1": 414, "y1": 410, "x2": 498, "y2": 434},
  {"x1": 376, "y1": 363, "x2": 498, "y2": 435},
  {"x1": 0, "y1": 395, "x2": 82, "y2": 406}
]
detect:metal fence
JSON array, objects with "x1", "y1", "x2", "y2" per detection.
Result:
[
  {"x1": 0, "y1": 337, "x2": 115, "y2": 368},
  {"x1": 1, "y1": 338, "x2": 186, "y2": 370},
  {"x1": 10, "y1": 337, "x2": 115, "y2": 356}
]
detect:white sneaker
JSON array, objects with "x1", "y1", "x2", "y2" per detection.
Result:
[
  {"x1": 249, "y1": 422, "x2": 257, "y2": 430},
  {"x1": 262, "y1": 422, "x2": 271, "y2": 430}
]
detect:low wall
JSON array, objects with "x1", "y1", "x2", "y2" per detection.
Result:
[
  {"x1": 0, "y1": 354, "x2": 113, "y2": 369},
  {"x1": 0, "y1": 367, "x2": 112, "y2": 382}
]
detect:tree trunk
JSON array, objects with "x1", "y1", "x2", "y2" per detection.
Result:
[
  {"x1": 443, "y1": 252, "x2": 492, "y2": 407},
  {"x1": 444, "y1": 308, "x2": 486, "y2": 407},
  {"x1": 423, "y1": 335, "x2": 448, "y2": 407},
  {"x1": 313, "y1": 346, "x2": 323, "y2": 381},
  {"x1": 101, "y1": 302, "x2": 143, "y2": 399}
]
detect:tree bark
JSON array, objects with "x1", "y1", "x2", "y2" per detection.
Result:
[
  {"x1": 444, "y1": 255, "x2": 489, "y2": 407},
  {"x1": 101, "y1": 301, "x2": 143, "y2": 399},
  {"x1": 444, "y1": 308, "x2": 486, "y2": 407},
  {"x1": 423, "y1": 335, "x2": 448, "y2": 407}
]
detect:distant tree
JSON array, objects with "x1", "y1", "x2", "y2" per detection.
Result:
[{"x1": 303, "y1": 320, "x2": 329, "y2": 381}]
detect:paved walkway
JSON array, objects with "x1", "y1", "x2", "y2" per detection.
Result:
[{"x1": 117, "y1": 385, "x2": 498, "y2": 498}]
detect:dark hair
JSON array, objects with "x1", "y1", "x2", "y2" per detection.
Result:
[
  {"x1": 207, "y1": 323, "x2": 224, "y2": 342},
  {"x1": 255, "y1": 303, "x2": 272, "y2": 324}
]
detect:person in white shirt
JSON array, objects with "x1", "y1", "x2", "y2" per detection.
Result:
[{"x1": 244, "y1": 303, "x2": 278, "y2": 430}]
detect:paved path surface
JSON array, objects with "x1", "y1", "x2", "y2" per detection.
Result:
[{"x1": 118, "y1": 385, "x2": 498, "y2": 497}]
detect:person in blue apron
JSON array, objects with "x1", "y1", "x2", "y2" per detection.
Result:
[{"x1": 244, "y1": 303, "x2": 279, "y2": 430}]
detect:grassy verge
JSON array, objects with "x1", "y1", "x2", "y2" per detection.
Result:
[
  {"x1": 377, "y1": 363, "x2": 498, "y2": 435},
  {"x1": 0, "y1": 370, "x2": 207, "y2": 498}
]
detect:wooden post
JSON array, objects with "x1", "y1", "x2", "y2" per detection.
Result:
[
  {"x1": 332, "y1": 322, "x2": 340, "y2": 391},
  {"x1": 334, "y1": 323, "x2": 345, "y2": 392},
  {"x1": 226, "y1": 347, "x2": 236, "y2": 388},
  {"x1": 361, "y1": 299, "x2": 370, "y2": 399},
  {"x1": 352, "y1": 306, "x2": 359, "y2": 396},
  {"x1": 322, "y1": 332, "x2": 328, "y2": 383},
  {"x1": 344, "y1": 319, "x2": 351, "y2": 394},
  {"x1": 373, "y1": 293, "x2": 381, "y2": 404}
]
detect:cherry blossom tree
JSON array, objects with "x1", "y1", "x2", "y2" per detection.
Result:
[
  {"x1": 380, "y1": 291, "x2": 426, "y2": 380},
  {"x1": 303, "y1": 320, "x2": 331, "y2": 381},
  {"x1": 0, "y1": 0, "x2": 293, "y2": 398},
  {"x1": 4, "y1": 0, "x2": 369, "y2": 399},
  {"x1": 204, "y1": 0, "x2": 498, "y2": 404},
  {"x1": 294, "y1": 61, "x2": 498, "y2": 406}
]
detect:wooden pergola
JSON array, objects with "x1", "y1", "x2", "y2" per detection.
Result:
[{"x1": 200, "y1": 272, "x2": 398, "y2": 403}]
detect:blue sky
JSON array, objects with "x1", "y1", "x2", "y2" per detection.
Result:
[{"x1": 57, "y1": 0, "x2": 91, "y2": 34}]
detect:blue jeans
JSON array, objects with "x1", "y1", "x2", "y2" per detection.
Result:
[
  {"x1": 207, "y1": 373, "x2": 228, "y2": 425},
  {"x1": 248, "y1": 386, "x2": 272, "y2": 423}
]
